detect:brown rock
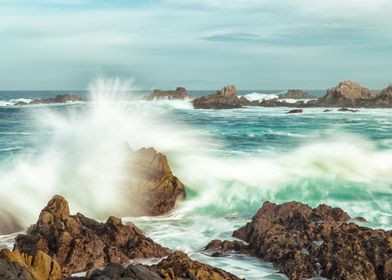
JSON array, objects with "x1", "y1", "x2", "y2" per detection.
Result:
[
  {"x1": 0, "y1": 248, "x2": 61, "y2": 280},
  {"x1": 321, "y1": 80, "x2": 376, "y2": 106},
  {"x1": 204, "y1": 240, "x2": 250, "y2": 257},
  {"x1": 144, "y1": 87, "x2": 194, "y2": 101},
  {"x1": 14, "y1": 195, "x2": 170, "y2": 275},
  {"x1": 17, "y1": 94, "x2": 84, "y2": 105},
  {"x1": 124, "y1": 145, "x2": 186, "y2": 216},
  {"x1": 279, "y1": 89, "x2": 315, "y2": 99},
  {"x1": 230, "y1": 201, "x2": 392, "y2": 280},
  {"x1": 156, "y1": 251, "x2": 241, "y2": 280},
  {"x1": 193, "y1": 85, "x2": 242, "y2": 109}
]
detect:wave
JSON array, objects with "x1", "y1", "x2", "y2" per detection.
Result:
[
  {"x1": 242, "y1": 92, "x2": 279, "y2": 101},
  {"x1": 0, "y1": 98, "x2": 33, "y2": 106}
]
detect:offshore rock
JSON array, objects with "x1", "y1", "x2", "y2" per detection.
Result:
[
  {"x1": 338, "y1": 107, "x2": 359, "y2": 112},
  {"x1": 16, "y1": 94, "x2": 84, "y2": 105},
  {"x1": 232, "y1": 201, "x2": 392, "y2": 280},
  {"x1": 278, "y1": 89, "x2": 315, "y2": 99},
  {"x1": 14, "y1": 195, "x2": 170, "y2": 275},
  {"x1": 287, "y1": 109, "x2": 303, "y2": 114},
  {"x1": 144, "y1": 87, "x2": 194, "y2": 101},
  {"x1": 0, "y1": 248, "x2": 61, "y2": 280},
  {"x1": 124, "y1": 145, "x2": 186, "y2": 216},
  {"x1": 193, "y1": 85, "x2": 242, "y2": 109}
]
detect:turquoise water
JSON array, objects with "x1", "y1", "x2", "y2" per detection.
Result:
[{"x1": 0, "y1": 84, "x2": 391, "y2": 279}]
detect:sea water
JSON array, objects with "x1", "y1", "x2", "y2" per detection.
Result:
[{"x1": 0, "y1": 79, "x2": 391, "y2": 279}]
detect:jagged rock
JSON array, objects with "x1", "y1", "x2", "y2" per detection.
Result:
[
  {"x1": 144, "y1": 87, "x2": 194, "y2": 101},
  {"x1": 287, "y1": 109, "x2": 303, "y2": 114},
  {"x1": 14, "y1": 195, "x2": 170, "y2": 275},
  {"x1": 156, "y1": 251, "x2": 241, "y2": 280},
  {"x1": 320, "y1": 80, "x2": 376, "y2": 106},
  {"x1": 279, "y1": 90, "x2": 315, "y2": 99},
  {"x1": 124, "y1": 145, "x2": 186, "y2": 216},
  {"x1": 230, "y1": 201, "x2": 392, "y2": 280},
  {"x1": 239, "y1": 96, "x2": 251, "y2": 106},
  {"x1": 193, "y1": 85, "x2": 242, "y2": 109},
  {"x1": 16, "y1": 94, "x2": 84, "y2": 105},
  {"x1": 204, "y1": 240, "x2": 250, "y2": 257},
  {"x1": 0, "y1": 248, "x2": 61, "y2": 280}
]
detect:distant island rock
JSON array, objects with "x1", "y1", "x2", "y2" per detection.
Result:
[
  {"x1": 144, "y1": 87, "x2": 194, "y2": 101},
  {"x1": 16, "y1": 94, "x2": 84, "y2": 105},
  {"x1": 278, "y1": 89, "x2": 315, "y2": 99},
  {"x1": 192, "y1": 85, "x2": 243, "y2": 109}
]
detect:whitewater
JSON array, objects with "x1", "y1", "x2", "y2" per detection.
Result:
[{"x1": 0, "y1": 78, "x2": 392, "y2": 279}]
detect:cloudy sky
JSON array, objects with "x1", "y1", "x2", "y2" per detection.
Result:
[{"x1": 0, "y1": 0, "x2": 391, "y2": 90}]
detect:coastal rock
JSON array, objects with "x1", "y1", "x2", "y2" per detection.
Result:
[
  {"x1": 338, "y1": 107, "x2": 359, "y2": 112},
  {"x1": 124, "y1": 145, "x2": 186, "y2": 216},
  {"x1": 156, "y1": 251, "x2": 241, "y2": 280},
  {"x1": 231, "y1": 201, "x2": 392, "y2": 280},
  {"x1": 321, "y1": 80, "x2": 376, "y2": 106},
  {"x1": 287, "y1": 109, "x2": 303, "y2": 114},
  {"x1": 144, "y1": 87, "x2": 194, "y2": 101},
  {"x1": 14, "y1": 195, "x2": 170, "y2": 275},
  {"x1": 359, "y1": 84, "x2": 392, "y2": 108},
  {"x1": 16, "y1": 94, "x2": 84, "y2": 105},
  {"x1": 279, "y1": 90, "x2": 315, "y2": 99},
  {"x1": 193, "y1": 85, "x2": 242, "y2": 109},
  {"x1": 239, "y1": 96, "x2": 252, "y2": 106},
  {"x1": 204, "y1": 240, "x2": 250, "y2": 257},
  {"x1": 0, "y1": 248, "x2": 61, "y2": 280}
]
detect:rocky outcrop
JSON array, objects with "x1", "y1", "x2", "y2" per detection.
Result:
[
  {"x1": 144, "y1": 87, "x2": 194, "y2": 101},
  {"x1": 155, "y1": 251, "x2": 241, "y2": 280},
  {"x1": 338, "y1": 107, "x2": 359, "y2": 112},
  {"x1": 14, "y1": 195, "x2": 170, "y2": 275},
  {"x1": 204, "y1": 240, "x2": 250, "y2": 257},
  {"x1": 16, "y1": 94, "x2": 84, "y2": 105},
  {"x1": 193, "y1": 85, "x2": 242, "y2": 109},
  {"x1": 279, "y1": 90, "x2": 315, "y2": 99},
  {"x1": 320, "y1": 80, "x2": 376, "y2": 106},
  {"x1": 124, "y1": 145, "x2": 186, "y2": 216},
  {"x1": 228, "y1": 201, "x2": 392, "y2": 280},
  {"x1": 0, "y1": 248, "x2": 61, "y2": 280}
]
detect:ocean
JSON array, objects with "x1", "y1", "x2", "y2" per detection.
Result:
[{"x1": 0, "y1": 80, "x2": 391, "y2": 279}]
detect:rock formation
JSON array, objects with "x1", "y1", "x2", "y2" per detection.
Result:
[
  {"x1": 216, "y1": 201, "x2": 392, "y2": 280},
  {"x1": 0, "y1": 248, "x2": 61, "y2": 280},
  {"x1": 320, "y1": 80, "x2": 376, "y2": 106},
  {"x1": 16, "y1": 94, "x2": 84, "y2": 105},
  {"x1": 338, "y1": 107, "x2": 359, "y2": 112},
  {"x1": 144, "y1": 87, "x2": 194, "y2": 101},
  {"x1": 193, "y1": 85, "x2": 242, "y2": 109},
  {"x1": 287, "y1": 109, "x2": 303, "y2": 114},
  {"x1": 14, "y1": 195, "x2": 170, "y2": 275},
  {"x1": 279, "y1": 90, "x2": 315, "y2": 99},
  {"x1": 124, "y1": 145, "x2": 186, "y2": 216}
]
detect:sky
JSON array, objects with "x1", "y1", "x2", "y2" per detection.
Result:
[{"x1": 0, "y1": 0, "x2": 391, "y2": 90}]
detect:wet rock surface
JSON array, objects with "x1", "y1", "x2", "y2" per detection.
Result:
[
  {"x1": 229, "y1": 201, "x2": 392, "y2": 280},
  {"x1": 16, "y1": 94, "x2": 84, "y2": 105},
  {"x1": 204, "y1": 240, "x2": 250, "y2": 257},
  {"x1": 193, "y1": 85, "x2": 242, "y2": 109},
  {"x1": 14, "y1": 195, "x2": 170, "y2": 275},
  {"x1": 124, "y1": 145, "x2": 186, "y2": 216},
  {"x1": 287, "y1": 109, "x2": 303, "y2": 114},
  {"x1": 144, "y1": 87, "x2": 194, "y2": 101}
]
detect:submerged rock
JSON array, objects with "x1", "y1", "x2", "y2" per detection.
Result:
[
  {"x1": 14, "y1": 195, "x2": 170, "y2": 275},
  {"x1": 287, "y1": 109, "x2": 303, "y2": 114},
  {"x1": 229, "y1": 201, "x2": 392, "y2": 280},
  {"x1": 144, "y1": 87, "x2": 194, "y2": 101},
  {"x1": 338, "y1": 107, "x2": 359, "y2": 112},
  {"x1": 279, "y1": 89, "x2": 315, "y2": 99},
  {"x1": 124, "y1": 145, "x2": 186, "y2": 216},
  {"x1": 16, "y1": 94, "x2": 84, "y2": 105},
  {"x1": 0, "y1": 248, "x2": 61, "y2": 280},
  {"x1": 193, "y1": 85, "x2": 242, "y2": 109}
]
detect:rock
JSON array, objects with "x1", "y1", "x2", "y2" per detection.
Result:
[
  {"x1": 279, "y1": 90, "x2": 315, "y2": 99},
  {"x1": 230, "y1": 201, "x2": 392, "y2": 280},
  {"x1": 0, "y1": 248, "x2": 61, "y2": 280},
  {"x1": 0, "y1": 210, "x2": 23, "y2": 235},
  {"x1": 287, "y1": 109, "x2": 303, "y2": 114},
  {"x1": 320, "y1": 80, "x2": 376, "y2": 106},
  {"x1": 323, "y1": 109, "x2": 332, "y2": 112},
  {"x1": 156, "y1": 251, "x2": 241, "y2": 280},
  {"x1": 204, "y1": 240, "x2": 250, "y2": 257},
  {"x1": 193, "y1": 85, "x2": 242, "y2": 109},
  {"x1": 239, "y1": 96, "x2": 252, "y2": 106},
  {"x1": 144, "y1": 87, "x2": 194, "y2": 101},
  {"x1": 14, "y1": 195, "x2": 170, "y2": 275},
  {"x1": 123, "y1": 145, "x2": 186, "y2": 216},
  {"x1": 16, "y1": 94, "x2": 84, "y2": 105},
  {"x1": 338, "y1": 107, "x2": 359, "y2": 112},
  {"x1": 82, "y1": 263, "x2": 162, "y2": 280}
]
